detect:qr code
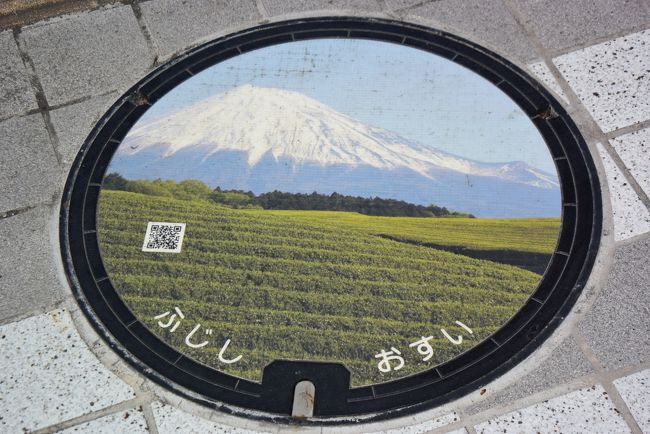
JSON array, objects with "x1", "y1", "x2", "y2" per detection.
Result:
[{"x1": 142, "y1": 222, "x2": 186, "y2": 253}]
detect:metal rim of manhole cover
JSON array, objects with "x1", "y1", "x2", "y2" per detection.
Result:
[{"x1": 60, "y1": 17, "x2": 602, "y2": 424}]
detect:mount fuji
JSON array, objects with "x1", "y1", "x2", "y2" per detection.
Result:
[{"x1": 110, "y1": 84, "x2": 561, "y2": 217}]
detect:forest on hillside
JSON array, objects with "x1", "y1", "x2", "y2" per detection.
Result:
[{"x1": 103, "y1": 172, "x2": 473, "y2": 218}]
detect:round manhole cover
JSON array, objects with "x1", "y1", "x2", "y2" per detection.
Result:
[{"x1": 61, "y1": 17, "x2": 601, "y2": 423}]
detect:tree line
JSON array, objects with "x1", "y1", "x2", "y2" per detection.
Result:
[{"x1": 103, "y1": 173, "x2": 473, "y2": 218}]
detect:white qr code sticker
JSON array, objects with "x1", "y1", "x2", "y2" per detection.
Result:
[{"x1": 142, "y1": 222, "x2": 186, "y2": 253}]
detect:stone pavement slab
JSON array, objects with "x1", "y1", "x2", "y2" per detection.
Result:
[
  {"x1": 0, "y1": 205, "x2": 67, "y2": 321},
  {"x1": 554, "y1": 28, "x2": 650, "y2": 132},
  {"x1": 515, "y1": 0, "x2": 650, "y2": 53},
  {"x1": 527, "y1": 61, "x2": 569, "y2": 104},
  {"x1": 0, "y1": 114, "x2": 60, "y2": 212},
  {"x1": 141, "y1": 0, "x2": 260, "y2": 59},
  {"x1": 611, "y1": 128, "x2": 650, "y2": 199},
  {"x1": 579, "y1": 236, "x2": 650, "y2": 369},
  {"x1": 49, "y1": 92, "x2": 118, "y2": 167},
  {"x1": 596, "y1": 143, "x2": 650, "y2": 240},
  {"x1": 0, "y1": 309, "x2": 135, "y2": 432},
  {"x1": 464, "y1": 335, "x2": 593, "y2": 415},
  {"x1": 474, "y1": 385, "x2": 630, "y2": 433},
  {"x1": 365, "y1": 413, "x2": 459, "y2": 434},
  {"x1": 262, "y1": 0, "x2": 382, "y2": 16},
  {"x1": 152, "y1": 401, "x2": 271, "y2": 434},
  {"x1": 0, "y1": 30, "x2": 37, "y2": 119},
  {"x1": 57, "y1": 408, "x2": 149, "y2": 434},
  {"x1": 614, "y1": 368, "x2": 650, "y2": 433},
  {"x1": 402, "y1": 0, "x2": 538, "y2": 63},
  {"x1": 18, "y1": 5, "x2": 154, "y2": 106}
]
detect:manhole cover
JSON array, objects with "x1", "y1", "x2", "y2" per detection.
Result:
[{"x1": 61, "y1": 17, "x2": 601, "y2": 422}]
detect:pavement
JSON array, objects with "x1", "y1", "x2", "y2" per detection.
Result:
[{"x1": 1, "y1": 0, "x2": 650, "y2": 433}]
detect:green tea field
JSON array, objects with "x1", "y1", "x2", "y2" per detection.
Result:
[{"x1": 97, "y1": 190, "x2": 559, "y2": 385}]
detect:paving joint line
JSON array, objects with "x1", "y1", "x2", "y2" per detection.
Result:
[
  {"x1": 141, "y1": 401, "x2": 160, "y2": 434},
  {"x1": 572, "y1": 330, "x2": 644, "y2": 434},
  {"x1": 0, "y1": 294, "x2": 71, "y2": 327},
  {"x1": 503, "y1": 0, "x2": 650, "y2": 213},
  {"x1": 615, "y1": 229, "x2": 650, "y2": 247},
  {"x1": 0, "y1": 89, "x2": 117, "y2": 124},
  {"x1": 599, "y1": 140, "x2": 650, "y2": 211},
  {"x1": 128, "y1": 0, "x2": 160, "y2": 67},
  {"x1": 28, "y1": 395, "x2": 154, "y2": 434},
  {"x1": 605, "y1": 118, "x2": 650, "y2": 140},
  {"x1": 0, "y1": 204, "x2": 35, "y2": 220},
  {"x1": 11, "y1": 27, "x2": 63, "y2": 165},
  {"x1": 255, "y1": 0, "x2": 269, "y2": 18},
  {"x1": 543, "y1": 20, "x2": 650, "y2": 60}
]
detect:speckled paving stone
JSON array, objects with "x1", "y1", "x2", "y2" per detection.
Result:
[
  {"x1": 527, "y1": 61, "x2": 569, "y2": 105},
  {"x1": 465, "y1": 336, "x2": 593, "y2": 415},
  {"x1": 152, "y1": 401, "x2": 272, "y2": 434},
  {"x1": 401, "y1": 0, "x2": 538, "y2": 63},
  {"x1": 262, "y1": 0, "x2": 382, "y2": 15},
  {"x1": 18, "y1": 6, "x2": 154, "y2": 106},
  {"x1": 554, "y1": 29, "x2": 650, "y2": 132},
  {"x1": 474, "y1": 385, "x2": 630, "y2": 434},
  {"x1": 611, "y1": 128, "x2": 650, "y2": 199},
  {"x1": 57, "y1": 408, "x2": 149, "y2": 434},
  {"x1": 614, "y1": 368, "x2": 650, "y2": 432},
  {"x1": 0, "y1": 113, "x2": 61, "y2": 212},
  {"x1": 0, "y1": 309, "x2": 135, "y2": 433},
  {"x1": 579, "y1": 237, "x2": 650, "y2": 370},
  {"x1": 443, "y1": 430, "x2": 468, "y2": 434},
  {"x1": 515, "y1": 0, "x2": 649, "y2": 53},
  {"x1": 0, "y1": 30, "x2": 37, "y2": 119},
  {"x1": 597, "y1": 143, "x2": 650, "y2": 240},
  {"x1": 0, "y1": 206, "x2": 67, "y2": 321},
  {"x1": 49, "y1": 92, "x2": 118, "y2": 167},
  {"x1": 140, "y1": 0, "x2": 260, "y2": 58}
]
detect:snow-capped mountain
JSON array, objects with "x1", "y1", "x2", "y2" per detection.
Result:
[{"x1": 110, "y1": 84, "x2": 561, "y2": 217}]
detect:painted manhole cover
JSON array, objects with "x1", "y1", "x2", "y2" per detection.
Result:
[{"x1": 61, "y1": 18, "x2": 601, "y2": 422}]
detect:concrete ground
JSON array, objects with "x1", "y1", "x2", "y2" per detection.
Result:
[{"x1": 1, "y1": 0, "x2": 650, "y2": 433}]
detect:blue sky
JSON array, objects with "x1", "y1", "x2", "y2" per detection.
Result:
[{"x1": 142, "y1": 38, "x2": 556, "y2": 173}]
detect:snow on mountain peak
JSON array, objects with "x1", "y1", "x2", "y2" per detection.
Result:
[{"x1": 119, "y1": 85, "x2": 558, "y2": 189}]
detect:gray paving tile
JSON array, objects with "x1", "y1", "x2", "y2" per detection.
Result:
[
  {"x1": 597, "y1": 143, "x2": 650, "y2": 240},
  {"x1": 527, "y1": 61, "x2": 569, "y2": 105},
  {"x1": 57, "y1": 408, "x2": 148, "y2": 433},
  {"x1": 19, "y1": 6, "x2": 154, "y2": 106},
  {"x1": 464, "y1": 336, "x2": 593, "y2": 415},
  {"x1": 141, "y1": 0, "x2": 260, "y2": 58},
  {"x1": 402, "y1": 0, "x2": 538, "y2": 63},
  {"x1": 474, "y1": 385, "x2": 630, "y2": 434},
  {"x1": 152, "y1": 401, "x2": 272, "y2": 434},
  {"x1": 554, "y1": 29, "x2": 650, "y2": 132},
  {"x1": 50, "y1": 92, "x2": 118, "y2": 167},
  {"x1": 0, "y1": 30, "x2": 37, "y2": 119},
  {"x1": 0, "y1": 114, "x2": 61, "y2": 211},
  {"x1": 611, "y1": 128, "x2": 650, "y2": 200},
  {"x1": 579, "y1": 236, "x2": 650, "y2": 369},
  {"x1": 384, "y1": 0, "x2": 423, "y2": 10},
  {"x1": 515, "y1": 0, "x2": 650, "y2": 53},
  {"x1": 613, "y1": 368, "x2": 650, "y2": 433},
  {"x1": 263, "y1": 0, "x2": 382, "y2": 15},
  {"x1": 0, "y1": 206, "x2": 67, "y2": 320},
  {"x1": 0, "y1": 309, "x2": 135, "y2": 432}
]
